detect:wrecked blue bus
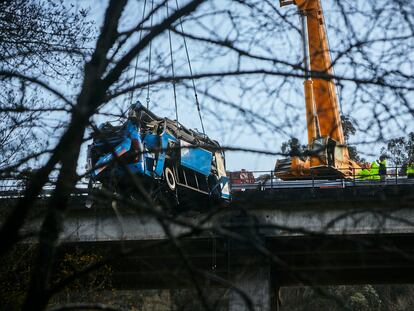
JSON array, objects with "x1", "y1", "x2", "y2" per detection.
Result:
[{"x1": 86, "y1": 103, "x2": 230, "y2": 207}]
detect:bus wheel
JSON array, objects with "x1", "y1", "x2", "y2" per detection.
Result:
[{"x1": 164, "y1": 166, "x2": 176, "y2": 191}]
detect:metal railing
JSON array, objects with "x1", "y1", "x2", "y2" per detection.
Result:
[
  {"x1": 0, "y1": 167, "x2": 412, "y2": 197},
  {"x1": 0, "y1": 177, "x2": 90, "y2": 198},
  {"x1": 229, "y1": 167, "x2": 414, "y2": 191}
]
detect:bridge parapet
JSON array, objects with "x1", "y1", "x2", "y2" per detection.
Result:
[{"x1": 43, "y1": 183, "x2": 412, "y2": 243}]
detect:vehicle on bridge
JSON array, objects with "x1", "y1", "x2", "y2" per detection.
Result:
[
  {"x1": 275, "y1": 0, "x2": 361, "y2": 180},
  {"x1": 86, "y1": 103, "x2": 230, "y2": 208},
  {"x1": 227, "y1": 169, "x2": 256, "y2": 192}
]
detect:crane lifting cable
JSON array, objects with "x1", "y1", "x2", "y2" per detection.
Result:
[
  {"x1": 146, "y1": 0, "x2": 155, "y2": 108},
  {"x1": 174, "y1": 0, "x2": 206, "y2": 135},
  {"x1": 131, "y1": 0, "x2": 205, "y2": 134},
  {"x1": 166, "y1": 0, "x2": 179, "y2": 125},
  {"x1": 130, "y1": 0, "x2": 148, "y2": 106}
]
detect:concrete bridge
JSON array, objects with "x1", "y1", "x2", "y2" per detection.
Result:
[{"x1": 6, "y1": 182, "x2": 414, "y2": 310}]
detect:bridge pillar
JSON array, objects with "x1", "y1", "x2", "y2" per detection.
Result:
[
  {"x1": 229, "y1": 263, "x2": 276, "y2": 311},
  {"x1": 225, "y1": 212, "x2": 279, "y2": 311}
]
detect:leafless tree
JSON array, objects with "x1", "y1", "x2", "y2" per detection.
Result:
[{"x1": 0, "y1": 0, "x2": 413, "y2": 310}]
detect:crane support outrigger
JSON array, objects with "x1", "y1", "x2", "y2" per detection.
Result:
[{"x1": 275, "y1": 0, "x2": 360, "y2": 179}]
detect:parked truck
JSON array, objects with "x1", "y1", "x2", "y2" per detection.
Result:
[{"x1": 86, "y1": 103, "x2": 230, "y2": 208}]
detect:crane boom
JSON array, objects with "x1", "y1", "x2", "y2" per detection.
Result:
[
  {"x1": 275, "y1": 0, "x2": 359, "y2": 179},
  {"x1": 297, "y1": 0, "x2": 344, "y2": 144}
]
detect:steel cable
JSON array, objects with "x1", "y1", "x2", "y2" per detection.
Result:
[
  {"x1": 130, "y1": 0, "x2": 148, "y2": 106},
  {"x1": 175, "y1": 0, "x2": 206, "y2": 134},
  {"x1": 166, "y1": 0, "x2": 179, "y2": 124}
]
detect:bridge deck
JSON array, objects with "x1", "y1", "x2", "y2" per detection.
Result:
[{"x1": 3, "y1": 182, "x2": 414, "y2": 288}]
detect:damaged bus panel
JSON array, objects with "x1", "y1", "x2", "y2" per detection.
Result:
[{"x1": 86, "y1": 103, "x2": 230, "y2": 207}]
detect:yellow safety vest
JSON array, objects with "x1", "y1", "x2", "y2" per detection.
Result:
[
  {"x1": 358, "y1": 168, "x2": 370, "y2": 180},
  {"x1": 370, "y1": 162, "x2": 380, "y2": 180}
]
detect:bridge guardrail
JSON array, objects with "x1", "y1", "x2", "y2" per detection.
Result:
[
  {"x1": 0, "y1": 166, "x2": 412, "y2": 197},
  {"x1": 229, "y1": 166, "x2": 414, "y2": 191},
  {"x1": 0, "y1": 177, "x2": 89, "y2": 198}
]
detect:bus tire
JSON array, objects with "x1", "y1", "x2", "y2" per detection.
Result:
[{"x1": 164, "y1": 166, "x2": 176, "y2": 191}]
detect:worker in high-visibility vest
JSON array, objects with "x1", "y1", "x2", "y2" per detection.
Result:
[
  {"x1": 379, "y1": 155, "x2": 387, "y2": 182},
  {"x1": 370, "y1": 161, "x2": 380, "y2": 180},
  {"x1": 357, "y1": 163, "x2": 371, "y2": 180},
  {"x1": 407, "y1": 162, "x2": 414, "y2": 179}
]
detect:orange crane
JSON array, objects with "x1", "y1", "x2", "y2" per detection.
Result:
[{"x1": 275, "y1": 0, "x2": 360, "y2": 179}]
